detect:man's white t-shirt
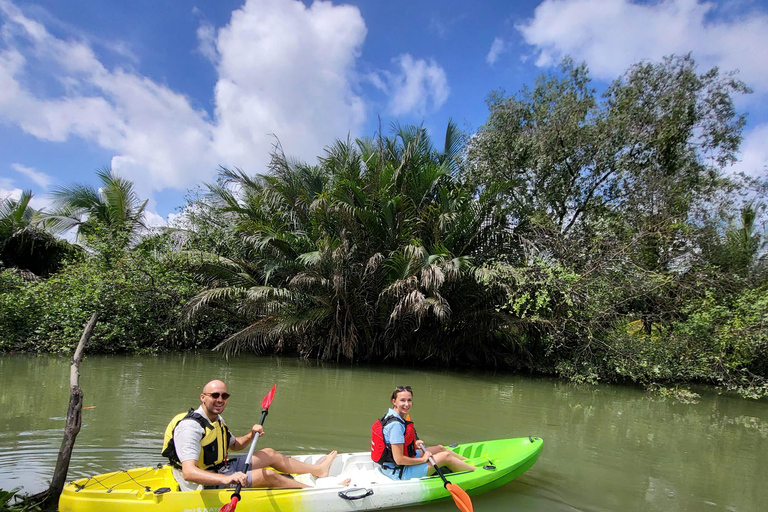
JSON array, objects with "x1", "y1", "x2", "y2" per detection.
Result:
[{"x1": 171, "y1": 406, "x2": 236, "y2": 491}]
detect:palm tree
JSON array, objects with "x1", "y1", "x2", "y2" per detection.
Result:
[
  {"x1": 0, "y1": 190, "x2": 35, "y2": 232},
  {"x1": 183, "y1": 122, "x2": 518, "y2": 364},
  {"x1": 0, "y1": 190, "x2": 76, "y2": 276},
  {"x1": 699, "y1": 201, "x2": 767, "y2": 278},
  {"x1": 42, "y1": 168, "x2": 148, "y2": 251}
]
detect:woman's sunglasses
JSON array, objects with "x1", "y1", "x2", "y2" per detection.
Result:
[
  {"x1": 394, "y1": 386, "x2": 412, "y2": 392},
  {"x1": 203, "y1": 392, "x2": 231, "y2": 400}
]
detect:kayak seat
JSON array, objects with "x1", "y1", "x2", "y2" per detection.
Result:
[
  {"x1": 344, "y1": 460, "x2": 376, "y2": 472},
  {"x1": 292, "y1": 473, "x2": 317, "y2": 487}
]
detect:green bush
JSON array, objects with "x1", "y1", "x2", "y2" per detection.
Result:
[
  {"x1": 0, "y1": 252, "x2": 232, "y2": 354},
  {"x1": 562, "y1": 286, "x2": 768, "y2": 398},
  {"x1": 0, "y1": 271, "x2": 39, "y2": 350}
]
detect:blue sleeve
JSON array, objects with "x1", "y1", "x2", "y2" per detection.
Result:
[{"x1": 383, "y1": 420, "x2": 406, "y2": 445}]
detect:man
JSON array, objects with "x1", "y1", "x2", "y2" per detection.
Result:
[{"x1": 162, "y1": 379, "x2": 338, "y2": 490}]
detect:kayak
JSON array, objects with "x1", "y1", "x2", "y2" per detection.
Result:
[{"x1": 59, "y1": 436, "x2": 543, "y2": 512}]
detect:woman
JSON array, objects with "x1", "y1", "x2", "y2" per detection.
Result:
[{"x1": 374, "y1": 385, "x2": 475, "y2": 480}]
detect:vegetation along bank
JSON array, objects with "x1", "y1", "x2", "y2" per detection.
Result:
[{"x1": 1, "y1": 55, "x2": 766, "y2": 400}]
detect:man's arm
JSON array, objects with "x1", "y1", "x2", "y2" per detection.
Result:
[
  {"x1": 229, "y1": 424, "x2": 263, "y2": 451},
  {"x1": 173, "y1": 419, "x2": 247, "y2": 486},
  {"x1": 180, "y1": 460, "x2": 247, "y2": 487}
]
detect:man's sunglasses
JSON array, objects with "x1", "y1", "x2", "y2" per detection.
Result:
[{"x1": 203, "y1": 392, "x2": 231, "y2": 400}]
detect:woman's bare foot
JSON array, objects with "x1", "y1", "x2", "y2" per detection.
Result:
[
  {"x1": 313, "y1": 450, "x2": 338, "y2": 478},
  {"x1": 337, "y1": 478, "x2": 351, "y2": 486}
]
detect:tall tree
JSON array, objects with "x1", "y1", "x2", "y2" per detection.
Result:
[
  {"x1": 42, "y1": 168, "x2": 148, "y2": 258},
  {"x1": 467, "y1": 55, "x2": 749, "y2": 270},
  {"x1": 606, "y1": 55, "x2": 749, "y2": 271},
  {"x1": 182, "y1": 122, "x2": 511, "y2": 364}
]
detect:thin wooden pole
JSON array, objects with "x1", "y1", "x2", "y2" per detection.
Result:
[{"x1": 44, "y1": 312, "x2": 98, "y2": 509}]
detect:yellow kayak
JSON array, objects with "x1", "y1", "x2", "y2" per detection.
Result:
[{"x1": 59, "y1": 437, "x2": 543, "y2": 512}]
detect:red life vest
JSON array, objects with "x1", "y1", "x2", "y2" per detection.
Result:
[{"x1": 371, "y1": 414, "x2": 418, "y2": 466}]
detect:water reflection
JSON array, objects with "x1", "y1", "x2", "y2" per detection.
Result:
[{"x1": 0, "y1": 353, "x2": 766, "y2": 512}]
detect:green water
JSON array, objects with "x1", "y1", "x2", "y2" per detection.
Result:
[{"x1": 0, "y1": 352, "x2": 766, "y2": 511}]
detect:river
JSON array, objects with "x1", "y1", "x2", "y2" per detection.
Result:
[{"x1": 0, "y1": 352, "x2": 766, "y2": 511}]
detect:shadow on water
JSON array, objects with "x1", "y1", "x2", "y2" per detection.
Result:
[{"x1": 1, "y1": 352, "x2": 766, "y2": 512}]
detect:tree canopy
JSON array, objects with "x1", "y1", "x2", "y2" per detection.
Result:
[{"x1": 1, "y1": 55, "x2": 766, "y2": 399}]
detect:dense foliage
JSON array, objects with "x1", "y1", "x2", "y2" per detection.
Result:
[
  {"x1": 0, "y1": 190, "x2": 79, "y2": 276},
  {"x1": 0, "y1": 170, "x2": 229, "y2": 355},
  {"x1": 177, "y1": 123, "x2": 516, "y2": 364},
  {"x1": 0, "y1": 239, "x2": 226, "y2": 354},
  {"x1": 1, "y1": 55, "x2": 766, "y2": 398}
]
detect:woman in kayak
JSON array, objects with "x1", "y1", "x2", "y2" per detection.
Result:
[{"x1": 375, "y1": 385, "x2": 474, "y2": 480}]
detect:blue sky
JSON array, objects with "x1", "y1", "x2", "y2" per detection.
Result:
[{"x1": 1, "y1": 0, "x2": 767, "y2": 226}]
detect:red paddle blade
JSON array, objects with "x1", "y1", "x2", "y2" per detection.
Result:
[
  {"x1": 218, "y1": 495, "x2": 239, "y2": 512},
  {"x1": 261, "y1": 384, "x2": 277, "y2": 411},
  {"x1": 445, "y1": 483, "x2": 473, "y2": 512}
]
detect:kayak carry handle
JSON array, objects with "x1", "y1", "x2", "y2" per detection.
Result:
[{"x1": 338, "y1": 488, "x2": 374, "y2": 500}]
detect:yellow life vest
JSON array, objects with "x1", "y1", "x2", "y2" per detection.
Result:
[{"x1": 161, "y1": 409, "x2": 232, "y2": 470}]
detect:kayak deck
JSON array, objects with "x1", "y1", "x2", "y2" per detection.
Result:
[{"x1": 59, "y1": 437, "x2": 543, "y2": 512}]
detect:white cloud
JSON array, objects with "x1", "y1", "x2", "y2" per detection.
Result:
[
  {"x1": 0, "y1": 0, "x2": 217, "y2": 200},
  {"x1": 365, "y1": 71, "x2": 387, "y2": 92},
  {"x1": 728, "y1": 123, "x2": 768, "y2": 178},
  {"x1": 517, "y1": 0, "x2": 768, "y2": 94},
  {"x1": 196, "y1": 19, "x2": 217, "y2": 63},
  {"x1": 0, "y1": 0, "x2": 454, "y2": 222},
  {"x1": 143, "y1": 210, "x2": 168, "y2": 228},
  {"x1": 0, "y1": 178, "x2": 16, "y2": 194},
  {"x1": 386, "y1": 54, "x2": 449, "y2": 117},
  {"x1": 11, "y1": 163, "x2": 53, "y2": 188},
  {"x1": 0, "y1": 0, "x2": 369, "y2": 202},
  {"x1": 211, "y1": 0, "x2": 367, "y2": 167},
  {"x1": 487, "y1": 37, "x2": 506, "y2": 65},
  {"x1": 0, "y1": 185, "x2": 51, "y2": 210},
  {"x1": 0, "y1": 187, "x2": 21, "y2": 202}
]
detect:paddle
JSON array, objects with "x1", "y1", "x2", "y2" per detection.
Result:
[
  {"x1": 428, "y1": 454, "x2": 473, "y2": 512},
  {"x1": 406, "y1": 414, "x2": 472, "y2": 512},
  {"x1": 219, "y1": 384, "x2": 277, "y2": 512}
]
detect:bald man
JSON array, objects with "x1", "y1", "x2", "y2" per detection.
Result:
[{"x1": 162, "y1": 379, "x2": 337, "y2": 490}]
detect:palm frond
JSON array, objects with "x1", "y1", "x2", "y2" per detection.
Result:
[{"x1": 183, "y1": 286, "x2": 248, "y2": 322}]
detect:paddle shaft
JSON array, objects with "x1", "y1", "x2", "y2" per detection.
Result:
[
  {"x1": 219, "y1": 384, "x2": 276, "y2": 512},
  {"x1": 428, "y1": 454, "x2": 451, "y2": 487},
  {"x1": 426, "y1": 449, "x2": 473, "y2": 512},
  {"x1": 232, "y1": 408, "x2": 269, "y2": 497},
  {"x1": 411, "y1": 415, "x2": 456, "y2": 488}
]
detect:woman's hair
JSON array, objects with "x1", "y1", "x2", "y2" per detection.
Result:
[{"x1": 390, "y1": 385, "x2": 413, "y2": 401}]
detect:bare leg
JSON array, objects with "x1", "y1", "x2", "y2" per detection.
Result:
[
  {"x1": 426, "y1": 451, "x2": 475, "y2": 475},
  {"x1": 425, "y1": 444, "x2": 469, "y2": 461},
  {"x1": 249, "y1": 467, "x2": 308, "y2": 489},
  {"x1": 251, "y1": 448, "x2": 338, "y2": 478}
]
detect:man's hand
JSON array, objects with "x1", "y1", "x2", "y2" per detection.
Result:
[
  {"x1": 223, "y1": 471, "x2": 249, "y2": 487},
  {"x1": 181, "y1": 459, "x2": 247, "y2": 487},
  {"x1": 231, "y1": 424, "x2": 265, "y2": 451}
]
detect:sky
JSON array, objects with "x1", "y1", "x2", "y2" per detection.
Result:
[{"x1": 1, "y1": 0, "x2": 768, "y2": 227}]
